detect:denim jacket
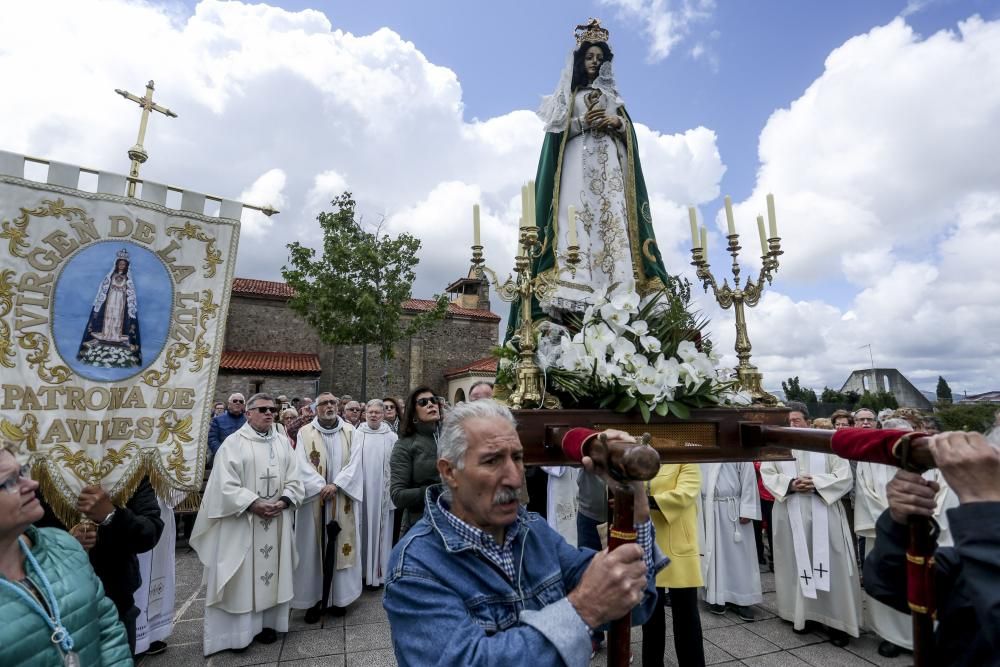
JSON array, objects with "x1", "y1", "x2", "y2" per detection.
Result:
[{"x1": 383, "y1": 485, "x2": 661, "y2": 666}]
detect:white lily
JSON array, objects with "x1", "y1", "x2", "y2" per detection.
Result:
[
  {"x1": 611, "y1": 337, "x2": 637, "y2": 366},
  {"x1": 609, "y1": 287, "x2": 640, "y2": 314},
  {"x1": 639, "y1": 335, "x2": 661, "y2": 354},
  {"x1": 583, "y1": 322, "x2": 616, "y2": 357},
  {"x1": 599, "y1": 301, "x2": 632, "y2": 333}
]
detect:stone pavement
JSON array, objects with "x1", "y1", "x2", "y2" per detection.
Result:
[{"x1": 138, "y1": 544, "x2": 909, "y2": 666}]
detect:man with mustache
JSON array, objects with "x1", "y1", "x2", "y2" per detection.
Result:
[{"x1": 383, "y1": 399, "x2": 666, "y2": 666}]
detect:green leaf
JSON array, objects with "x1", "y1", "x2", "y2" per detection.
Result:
[
  {"x1": 638, "y1": 401, "x2": 651, "y2": 423},
  {"x1": 668, "y1": 402, "x2": 691, "y2": 419},
  {"x1": 615, "y1": 395, "x2": 637, "y2": 413},
  {"x1": 654, "y1": 401, "x2": 670, "y2": 417}
]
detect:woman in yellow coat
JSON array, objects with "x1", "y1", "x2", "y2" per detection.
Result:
[{"x1": 642, "y1": 463, "x2": 705, "y2": 667}]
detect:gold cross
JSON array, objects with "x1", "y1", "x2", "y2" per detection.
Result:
[{"x1": 114, "y1": 80, "x2": 178, "y2": 197}]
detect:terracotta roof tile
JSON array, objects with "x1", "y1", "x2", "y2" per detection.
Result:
[
  {"x1": 220, "y1": 350, "x2": 321, "y2": 373},
  {"x1": 402, "y1": 299, "x2": 500, "y2": 322},
  {"x1": 232, "y1": 278, "x2": 296, "y2": 299},
  {"x1": 444, "y1": 356, "x2": 498, "y2": 378}
]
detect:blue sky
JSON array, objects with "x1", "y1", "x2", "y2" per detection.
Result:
[{"x1": 3, "y1": 0, "x2": 999, "y2": 394}]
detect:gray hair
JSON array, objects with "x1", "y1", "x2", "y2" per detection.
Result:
[
  {"x1": 882, "y1": 417, "x2": 913, "y2": 431},
  {"x1": 853, "y1": 408, "x2": 876, "y2": 419},
  {"x1": 246, "y1": 392, "x2": 274, "y2": 410},
  {"x1": 786, "y1": 401, "x2": 810, "y2": 419},
  {"x1": 438, "y1": 399, "x2": 516, "y2": 470},
  {"x1": 365, "y1": 399, "x2": 384, "y2": 411},
  {"x1": 228, "y1": 392, "x2": 245, "y2": 402}
]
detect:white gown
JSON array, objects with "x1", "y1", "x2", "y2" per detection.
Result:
[
  {"x1": 699, "y1": 463, "x2": 762, "y2": 606},
  {"x1": 292, "y1": 421, "x2": 364, "y2": 609},
  {"x1": 541, "y1": 466, "x2": 580, "y2": 546},
  {"x1": 356, "y1": 422, "x2": 397, "y2": 586},
  {"x1": 134, "y1": 497, "x2": 177, "y2": 653},
  {"x1": 761, "y1": 452, "x2": 862, "y2": 636}
]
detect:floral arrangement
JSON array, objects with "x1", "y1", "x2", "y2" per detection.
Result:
[
  {"x1": 77, "y1": 341, "x2": 141, "y2": 368},
  {"x1": 496, "y1": 278, "x2": 737, "y2": 421}
]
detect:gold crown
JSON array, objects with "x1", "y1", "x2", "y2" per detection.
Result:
[{"x1": 575, "y1": 18, "x2": 609, "y2": 46}]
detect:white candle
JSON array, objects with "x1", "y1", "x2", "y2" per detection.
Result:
[
  {"x1": 521, "y1": 185, "x2": 529, "y2": 228},
  {"x1": 528, "y1": 180, "x2": 536, "y2": 228},
  {"x1": 724, "y1": 196, "x2": 736, "y2": 236},
  {"x1": 756, "y1": 215, "x2": 768, "y2": 256},
  {"x1": 473, "y1": 204, "x2": 481, "y2": 246},
  {"x1": 766, "y1": 193, "x2": 778, "y2": 238},
  {"x1": 567, "y1": 205, "x2": 578, "y2": 247},
  {"x1": 700, "y1": 226, "x2": 708, "y2": 255},
  {"x1": 688, "y1": 207, "x2": 699, "y2": 248}
]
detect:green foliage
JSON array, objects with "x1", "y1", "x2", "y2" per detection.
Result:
[
  {"x1": 782, "y1": 376, "x2": 818, "y2": 404},
  {"x1": 935, "y1": 403, "x2": 997, "y2": 432},
  {"x1": 936, "y1": 376, "x2": 953, "y2": 403},
  {"x1": 282, "y1": 192, "x2": 448, "y2": 378},
  {"x1": 819, "y1": 386, "x2": 860, "y2": 404},
  {"x1": 856, "y1": 390, "x2": 898, "y2": 412}
]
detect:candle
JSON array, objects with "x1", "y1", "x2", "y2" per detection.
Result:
[
  {"x1": 756, "y1": 215, "x2": 768, "y2": 256},
  {"x1": 473, "y1": 204, "x2": 481, "y2": 246},
  {"x1": 700, "y1": 226, "x2": 708, "y2": 255},
  {"x1": 724, "y1": 196, "x2": 736, "y2": 236},
  {"x1": 567, "y1": 205, "x2": 578, "y2": 247},
  {"x1": 521, "y1": 185, "x2": 529, "y2": 228},
  {"x1": 766, "y1": 193, "x2": 777, "y2": 238},
  {"x1": 688, "y1": 206, "x2": 699, "y2": 248},
  {"x1": 528, "y1": 180, "x2": 536, "y2": 228}
]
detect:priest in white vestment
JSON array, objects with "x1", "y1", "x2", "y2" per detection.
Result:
[
  {"x1": 356, "y1": 399, "x2": 397, "y2": 587},
  {"x1": 541, "y1": 466, "x2": 579, "y2": 546},
  {"x1": 699, "y1": 462, "x2": 762, "y2": 619},
  {"x1": 191, "y1": 393, "x2": 304, "y2": 656},
  {"x1": 761, "y1": 450, "x2": 862, "y2": 644},
  {"x1": 853, "y1": 418, "x2": 959, "y2": 657},
  {"x1": 292, "y1": 393, "x2": 364, "y2": 622}
]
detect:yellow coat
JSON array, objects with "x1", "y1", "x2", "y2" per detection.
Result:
[{"x1": 649, "y1": 463, "x2": 703, "y2": 589}]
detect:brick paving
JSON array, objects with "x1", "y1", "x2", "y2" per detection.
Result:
[{"x1": 138, "y1": 545, "x2": 907, "y2": 666}]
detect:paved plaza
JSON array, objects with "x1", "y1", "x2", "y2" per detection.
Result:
[{"x1": 138, "y1": 542, "x2": 909, "y2": 667}]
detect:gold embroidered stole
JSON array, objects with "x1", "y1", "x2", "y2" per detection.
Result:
[{"x1": 301, "y1": 424, "x2": 357, "y2": 569}]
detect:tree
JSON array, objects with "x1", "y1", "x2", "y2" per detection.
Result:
[
  {"x1": 782, "y1": 376, "x2": 818, "y2": 405},
  {"x1": 936, "y1": 376, "x2": 953, "y2": 404},
  {"x1": 282, "y1": 192, "x2": 448, "y2": 397},
  {"x1": 936, "y1": 403, "x2": 996, "y2": 432}
]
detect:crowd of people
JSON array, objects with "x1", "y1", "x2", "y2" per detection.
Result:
[{"x1": 2, "y1": 385, "x2": 998, "y2": 665}]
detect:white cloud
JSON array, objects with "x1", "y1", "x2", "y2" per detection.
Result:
[
  {"x1": 601, "y1": 0, "x2": 716, "y2": 62},
  {"x1": 707, "y1": 16, "x2": 1000, "y2": 394}
]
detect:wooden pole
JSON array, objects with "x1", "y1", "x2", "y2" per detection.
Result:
[{"x1": 607, "y1": 485, "x2": 636, "y2": 665}]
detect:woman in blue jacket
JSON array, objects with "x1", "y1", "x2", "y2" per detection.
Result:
[{"x1": 0, "y1": 442, "x2": 131, "y2": 666}]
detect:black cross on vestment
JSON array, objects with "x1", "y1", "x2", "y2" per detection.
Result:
[
  {"x1": 259, "y1": 468, "x2": 277, "y2": 497},
  {"x1": 800, "y1": 569, "x2": 812, "y2": 585},
  {"x1": 814, "y1": 563, "x2": 828, "y2": 578}
]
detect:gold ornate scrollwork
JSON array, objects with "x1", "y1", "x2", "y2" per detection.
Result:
[
  {"x1": 0, "y1": 414, "x2": 39, "y2": 452},
  {"x1": 0, "y1": 198, "x2": 91, "y2": 258},
  {"x1": 18, "y1": 332, "x2": 72, "y2": 384},
  {"x1": 166, "y1": 221, "x2": 223, "y2": 278},
  {"x1": 0, "y1": 270, "x2": 15, "y2": 368},
  {"x1": 52, "y1": 441, "x2": 140, "y2": 484},
  {"x1": 141, "y1": 341, "x2": 190, "y2": 387},
  {"x1": 157, "y1": 410, "x2": 193, "y2": 483},
  {"x1": 189, "y1": 289, "x2": 219, "y2": 373}
]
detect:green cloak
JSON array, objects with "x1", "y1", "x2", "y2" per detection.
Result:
[{"x1": 505, "y1": 105, "x2": 671, "y2": 342}]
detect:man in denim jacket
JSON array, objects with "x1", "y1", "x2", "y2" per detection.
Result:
[{"x1": 383, "y1": 400, "x2": 667, "y2": 666}]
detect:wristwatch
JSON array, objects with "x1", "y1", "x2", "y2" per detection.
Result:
[{"x1": 99, "y1": 509, "x2": 117, "y2": 526}]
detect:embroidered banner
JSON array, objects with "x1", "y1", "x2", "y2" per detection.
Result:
[{"x1": 0, "y1": 162, "x2": 240, "y2": 524}]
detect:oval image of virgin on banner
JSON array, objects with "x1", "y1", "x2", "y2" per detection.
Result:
[{"x1": 54, "y1": 241, "x2": 173, "y2": 382}]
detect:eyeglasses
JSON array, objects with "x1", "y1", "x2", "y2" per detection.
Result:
[
  {"x1": 416, "y1": 397, "x2": 439, "y2": 407},
  {"x1": 0, "y1": 464, "x2": 31, "y2": 495},
  {"x1": 383, "y1": 404, "x2": 395, "y2": 410},
  {"x1": 856, "y1": 417, "x2": 876, "y2": 423},
  {"x1": 316, "y1": 399, "x2": 337, "y2": 407},
  {"x1": 346, "y1": 406, "x2": 361, "y2": 412},
  {"x1": 230, "y1": 399, "x2": 245, "y2": 403},
  {"x1": 251, "y1": 406, "x2": 280, "y2": 414}
]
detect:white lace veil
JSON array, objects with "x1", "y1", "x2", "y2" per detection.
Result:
[{"x1": 537, "y1": 45, "x2": 625, "y2": 133}]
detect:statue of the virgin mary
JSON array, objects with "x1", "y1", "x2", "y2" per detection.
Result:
[
  {"x1": 76, "y1": 247, "x2": 143, "y2": 368},
  {"x1": 506, "y1": 18, "x2": 672, "y2": 340}
]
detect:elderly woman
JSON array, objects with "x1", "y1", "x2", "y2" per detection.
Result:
[
  {"x1": 357, "y1": 400, "x2": 398, "y2": 587},
  {"x1": 0, "y1": 443, "x2": 132, "y2": 665},
  {"x1": 382, "y1": 397, "x2": 403, "y2": 433},
  {"x1": 389, "y1": 386, "x2": 442, "y2": 535}
]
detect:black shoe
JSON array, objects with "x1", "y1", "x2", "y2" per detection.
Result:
[
  {"x1": 793, "y1": 620, "x2": 820, "y2": 635},
  {"x1": 304, "y1": 602, "x2": 323, "y2": 624},
  {"x1": 254, "y1": 628, "x2": 278, "y2": 644},
  {"x1": 878, "y1": 640, "x2": 903, "y2": 657},
  {"x1": 828, "y1": 629, "x2": 849, "y2": 647},
  {"x1": 145, "y1": 641, "x2": 167, "y2": 655},
  {"x1": 327, "y1": 604, "x2": 346, "y2": 617},
  {"x1": 708, "y1": 603, "x2": 727, "y2": 615},
  {"x1": 733, "y1": 605, "x2": 755, "y2": 622}
]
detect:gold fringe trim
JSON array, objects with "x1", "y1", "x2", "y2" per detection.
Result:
[{"x1": 609, "y1": 528, "x2": 637, "y2": 540}]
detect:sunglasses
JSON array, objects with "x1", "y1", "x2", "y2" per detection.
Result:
[
  {"x1": 383, "y1": 404, "x2": 395, "y2": 410},
  {"x1": 230, "y1": 399, "x2": 245, "y2": 403},
  {"x1": 317, "y1": 400, "x2": 337, "y2": 407},
  {"x1": 415, "y1": 397, "x2": 439, "y2": 407},
  {"x1": 0, "y1": 464, "x2": 31, "y2": 495},
  {"x1": 251, "y1": 406, "x2": 280, "y2": 414}
]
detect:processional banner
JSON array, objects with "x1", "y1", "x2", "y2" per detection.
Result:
[{"x1": 0, "y1": 151, "x2": 240, "y2": 525}]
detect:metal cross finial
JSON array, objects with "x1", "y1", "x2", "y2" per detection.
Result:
[{"x1": 115, "y1": 79, "x2": 178, "y2": 197}]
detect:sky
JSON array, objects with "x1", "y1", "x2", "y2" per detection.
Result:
[{"x1": 2, "y1": 0, "x2": 999, "y2": 396}]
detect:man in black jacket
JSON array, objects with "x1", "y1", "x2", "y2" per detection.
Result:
[
  {"x1": 863, "y1": 430, "x2": 1000, "y2": 666},
  {"x1": 38, "y1": 477, "x2": 164, "y2": 654}
]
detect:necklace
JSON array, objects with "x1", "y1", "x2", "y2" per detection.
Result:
[{"x1": 0, "y1": 537, "x2": 79, "y2": 666}]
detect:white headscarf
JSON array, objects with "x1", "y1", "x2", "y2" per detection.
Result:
[{"x1": 538, "y1": 46, "x2": 624, "y2": 133}]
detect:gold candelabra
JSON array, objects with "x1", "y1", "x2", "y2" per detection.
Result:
[
  {"x1": 690, "y1": 197, "x2": 783, "y2": 404},
  {"x1": 471, "y1": 227, "x2": 579, "y2": 409}
]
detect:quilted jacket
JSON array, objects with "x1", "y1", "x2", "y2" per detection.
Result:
[{"x1": 0, "y1": 526, "x2": 131, "y2": 666}]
